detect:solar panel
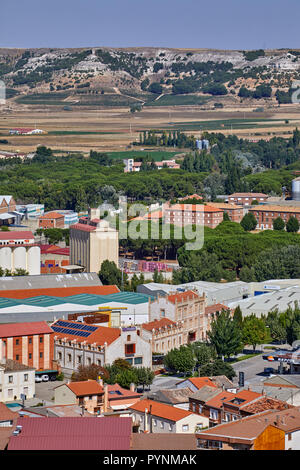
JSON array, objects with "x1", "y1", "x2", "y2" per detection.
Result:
[{"x1": 81, "y1": 325, "x2": 97, "y2": 332}]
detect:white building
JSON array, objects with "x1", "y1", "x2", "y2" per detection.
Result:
[
  {"x1": 129, "y1": 399, "x2": 209, "y2": 434},
  {"x1": 52, "y1": 320, "x2": 152, "y2": 375},
  {"x1": 0, "y1": 359, "x2": 35, "y2": 402}
]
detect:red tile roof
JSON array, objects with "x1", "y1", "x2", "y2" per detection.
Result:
[
  {"x1": 229, "y1": 193, "x2": 268, "y2": 198},
  {"x1": 7, "y1": 417, "x2": 132, "y2": 450},
  {"x1": 142, "y1": 318, "x2": 176, "y2": 332},
  {"x1": 0, "y1": 231, "x2": 34, "y2": 241},
  {"x1": 168, "y1": 290, "x2": 199, "y2": 304},
  {"x1": 0, "y1": 321, "x2": 53, "y2": 339},
  {"x1": 166, "y1": 203, "x2": 223, "y2": 213},
  {"x1": 107, "y1": 384, "x2": 141, "y2": 400},
  {"x1": 240, "y1": 396, "x2": 293, "y2": 413},
  {"x1": 223, "y1": 390, "x2": 262, "y2": 408},
  {"x1": 39, "y1": 212, "x2": 64, "y2": 219},
  {"x1": 0, "y1": 285, "x2": 119, "y2": 299},
  {"x1": 66, "y1": 380, "x2": 104, "y2": 397},
  {"x1": 0, "y1": 403, "x2": 18, "y2": 422},
  {"x1": 178, "y1": 377, "x2": 217, "y2": 390},
  {"x1": 129, "y1": 399, "x2": 193, "y2": 422},
  {"x1": 70, "y1": 223, "x2": 96, "y2": 232},
  {"x1": 205, "y1": 391, "x2": 236, "y2": 409},
  {"x1": 51, "y1": 320, "x2": 120, "y2": 346},
  {"x1": 205, "y1": 303, "x2": 230, "y2": 315}
]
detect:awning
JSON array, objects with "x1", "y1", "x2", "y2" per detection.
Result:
[{"x1": 0, "y1": 212, "x2": 16, "y2": 220}]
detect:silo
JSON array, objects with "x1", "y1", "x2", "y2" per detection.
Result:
[
  {"x1": 292, "y1": 177, "x2": 300, "y2": 201},
  {"x1": 27, "y1": 246, "x2": 41, "y2": 275},
  {"x1": 0, "y1": 247, "x2": 12, "y2": 271},
  {"x1": 13, "y1": 246, "x2": 27, "y2": 272}
]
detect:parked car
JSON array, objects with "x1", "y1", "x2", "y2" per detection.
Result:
[
  {"x1": 263, "y1": 367, "x2": 275, "y2": 376},
  {"x1": 35, "y1": 375, "x2": 43, "y2": 383},
  {"x1": 41, "y1": 374, "x2": 49, "y2": 382}
]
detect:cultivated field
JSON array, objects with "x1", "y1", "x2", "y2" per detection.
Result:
[{"x1": 1, "y1": 101, "x2": 300, "y2": 154}]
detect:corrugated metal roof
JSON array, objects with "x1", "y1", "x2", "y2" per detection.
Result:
[
  {"x1": 7, "y1": 416, "x2": 132, "y2": 450},
  {"x1": 0, "y1": 272, "x2": 102, "y2": 291}
]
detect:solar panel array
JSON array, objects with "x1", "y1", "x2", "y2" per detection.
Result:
[
  {"x1": 52, "y1": 321, "x2": 98, "y2": 338},
  {"x1": 55, "y1": 321, "x2": 97, "y2": 332}
]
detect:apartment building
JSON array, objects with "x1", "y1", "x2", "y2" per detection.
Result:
[
  {"x1": 248, "y1": 205, "x2": 300, "y2": 230},
  {"x1": 0, "y1": 321, "x2": 54, "y2": 370},
  {"x1": 163, "y1": 203, "x2": 223, "y2": 228},
  {"x1": 209, "y1": 202, "x2": 244, "y2": 223},
  {"x1": 148, "y1": 290, "x2": 206, "y2": 344},
  {"x1": 227, "y1": 193, "x2": 268, "y2": 206}
]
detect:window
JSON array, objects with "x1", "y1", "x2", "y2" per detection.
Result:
[
  {"x1": 58, "y1": 352, "x2": 62, "y2": 361},
  {"x1": 153, "y1": 419, "x2": 157, "y2": 427},
  {"x1": 29, "y1": 353, "x2": 32, "y2": 359},
  {"x1": 134, "y1": 357, "x2": 143, "y2": 365},
  {"x1": 29, "y1": 338, "x2": 32, "y2": 344},
  {"x1": 67, "y1": 354, "x2": 72, "y2": 362},
  {"x1": 169, "y1": 423, "x2": 172, "y2": 431},
  {"x1": 8, "y1": 375, "x2": 13, "y2": 384},
  {"x1": 127, "y1": 335, "x2": 131, "y2": 342},
  {"x1": 40, "y1": 352, "x2": 43, "y2": 358},
  {"x1": 192, "y1": 403, "x2": 196, "y2": 412},
  {"x1": 288, "y1": 433, "x2": 292, "y2": 441},
  {"x1": 16, "y1": 339, "x2": 19, "y2": 345},
  {"x1": 16, "y1": 355, "x2": 19, "y2": 361},
  {"x1": 40, "y1": 337, "x2": 43, "y2": 343},
  {"x1": 77, "y1": 356, "x2": 82, "y2": 364},
  {"x1": 125, "y1": 344, "x2": 135, "y2": 355},
  {"x1": 182, "y1": 424, "x2": 189, "y2": 432},
  {"x1": 24, "y1": 374, "x2": 28, "y2": 382},
  {"x1": 160, "y1": 421, "x2": 164, "y2": 429},
  {"x1": 8, "y1": 389, "x2": 13, "y2": 398},
  {"x1": 210, "y1": 409, "x2": 219, "y2": 420}
]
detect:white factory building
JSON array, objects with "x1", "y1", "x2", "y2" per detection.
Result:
[{"x1": 0, "y1": 231, "x2": 40, "y2": 275}]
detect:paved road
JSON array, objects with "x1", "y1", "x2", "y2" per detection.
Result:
[{"x1": 232, "y1": 354, "x2": 276, "y2": 387}]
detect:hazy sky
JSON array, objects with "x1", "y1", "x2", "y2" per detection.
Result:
[{"x1": 1, "y1": 0, "x2": 299, "y2": 50}]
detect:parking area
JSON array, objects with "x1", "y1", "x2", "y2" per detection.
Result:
[{"x1": 34, "y1": 380, "x2": 67, "y2": 405}]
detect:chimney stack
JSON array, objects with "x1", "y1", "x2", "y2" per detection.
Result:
[
  {"x1": 130, "y1": 382, "x2": 135, "y2": 393},
  {"x1": 103, "y1": 383, "x2": 109, "y2": 413}
]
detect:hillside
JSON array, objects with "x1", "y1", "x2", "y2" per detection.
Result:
[{"x1": 1, "y1": 46, "x2": 300, "y2": 108}]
